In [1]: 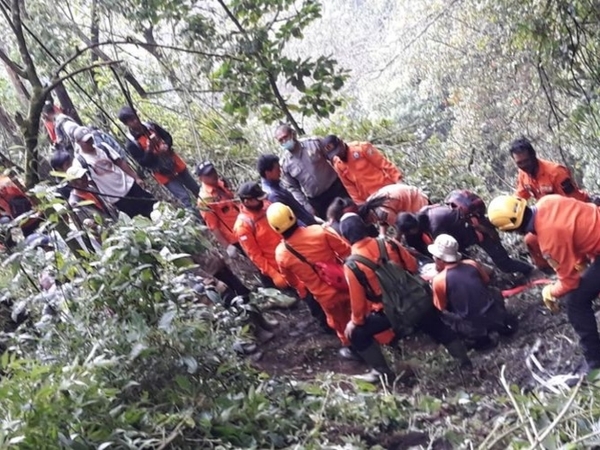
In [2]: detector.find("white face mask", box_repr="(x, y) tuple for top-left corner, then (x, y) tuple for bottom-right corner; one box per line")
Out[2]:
(281, 139), (295, 151)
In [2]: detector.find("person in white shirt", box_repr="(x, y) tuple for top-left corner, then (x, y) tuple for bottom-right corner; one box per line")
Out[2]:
(71, 126), (155, 218)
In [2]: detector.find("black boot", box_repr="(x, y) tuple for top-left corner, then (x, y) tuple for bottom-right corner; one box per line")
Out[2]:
(214, 266), (251, 305)
(444, 340), (473, 369)
(354, 343), (394, 383)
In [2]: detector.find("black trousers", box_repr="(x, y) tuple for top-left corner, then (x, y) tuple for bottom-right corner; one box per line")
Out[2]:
(565, 258), (600, 368)
(350, 308), (459, 352)
(114, 183), (155, 218)
(477, 234), (533, 275)
(308, 178), (349, 220)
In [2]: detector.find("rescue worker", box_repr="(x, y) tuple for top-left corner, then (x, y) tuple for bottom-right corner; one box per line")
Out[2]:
(510, 137), (598, 270)
(275, 124), (348, 220)
(118, 106), (200, 209)
(487, 194), (600, 375)
(363, 183), (430, 234)
(267, 202), (357, 360)
(325, 197), (378, 238)
(0, 175), (38, 238)
(234, 182), (288, 289)
(61, 166), (113, 222)
(323, 135), (403, 204)
(196, 161), (241, 258)
(42, 101), (79, 151)
(429, 234), (517, 350)
(340, 214), (472, 382)
(395, 203), (537, 277)
(257, 154), (318, 227)
(71, 126), (155, 218)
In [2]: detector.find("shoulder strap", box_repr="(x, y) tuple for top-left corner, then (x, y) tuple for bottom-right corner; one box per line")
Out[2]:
(97, 142), (119, 163)
(76, 154), (90, 170)
(386, 238), (408, 268)
(346, 253), (379, 272)
(345, 256), (381, 302)
(284, 243), (316, 272)
(376, 237), (390, 263)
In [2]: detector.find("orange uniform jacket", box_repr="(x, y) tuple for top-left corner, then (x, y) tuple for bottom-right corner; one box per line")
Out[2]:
(234, 206), (288, 283)
(134, 134), (187, 185)
(368, 184), (429, 226)
(431, 259), (489, 311)
(515, 158), (589, 202)
(276, 225), (351, 344)
(332, 142), (402, 204)
(344, 238), (417, 345)
(198, 180), (240, 245)
(535, 195), (600, 297)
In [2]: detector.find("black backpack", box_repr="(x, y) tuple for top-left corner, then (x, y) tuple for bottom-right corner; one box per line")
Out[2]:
(345, 238), (434, 337)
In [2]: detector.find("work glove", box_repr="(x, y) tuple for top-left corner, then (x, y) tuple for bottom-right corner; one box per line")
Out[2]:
(542, 285), (559, 313)
(226, 244), (239, 259)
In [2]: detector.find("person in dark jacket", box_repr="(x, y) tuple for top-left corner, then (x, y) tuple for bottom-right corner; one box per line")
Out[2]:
(396, 203), (536, 277)
(258, 154), (318, 227)
(429, 234), (518, 349)
(118, 106), (199, 209)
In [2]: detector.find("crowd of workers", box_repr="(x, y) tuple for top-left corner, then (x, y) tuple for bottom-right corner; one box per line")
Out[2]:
(2, 102), (600, 384)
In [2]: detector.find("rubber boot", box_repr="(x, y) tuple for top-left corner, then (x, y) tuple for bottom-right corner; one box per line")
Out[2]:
(444, 340), (473, 369)
(353, 343), (394, 384)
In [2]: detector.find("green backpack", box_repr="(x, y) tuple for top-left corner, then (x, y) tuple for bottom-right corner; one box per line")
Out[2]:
(345, 238), (435, 338)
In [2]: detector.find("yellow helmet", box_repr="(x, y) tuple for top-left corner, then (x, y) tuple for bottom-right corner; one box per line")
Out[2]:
(487, 195), (528, 231)
(266, 202), (297, 234)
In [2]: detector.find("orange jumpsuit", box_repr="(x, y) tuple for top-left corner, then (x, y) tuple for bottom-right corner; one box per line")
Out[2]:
(198, 180), (240, 245)
(367, 184), (429, 227)
(276, 225), (351, 345)
(344, 237), (418, 345)
(534, 195), (600, 298)
(234, 205), (289, 289)
(331, 142), (402, 204)
(515, 158), (590, 269)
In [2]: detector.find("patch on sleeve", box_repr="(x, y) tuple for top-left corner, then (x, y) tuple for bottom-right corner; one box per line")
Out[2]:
(353, 151), (360, 159)
(239, 235), (248, 241)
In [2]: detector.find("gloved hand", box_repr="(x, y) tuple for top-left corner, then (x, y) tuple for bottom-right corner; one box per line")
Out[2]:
(575, 260), (588, 273)
(272, 273), (289, 290)
(226, 244), (239, 259)
(542, 285), (560, 313)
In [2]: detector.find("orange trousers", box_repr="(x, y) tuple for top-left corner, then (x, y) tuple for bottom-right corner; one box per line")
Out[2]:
(322, 301), (352, 346)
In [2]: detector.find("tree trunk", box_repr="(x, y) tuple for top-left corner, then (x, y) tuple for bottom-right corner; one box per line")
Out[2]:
(53, 81), (82, 124)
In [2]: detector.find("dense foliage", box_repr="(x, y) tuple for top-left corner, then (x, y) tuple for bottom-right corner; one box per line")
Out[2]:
(2, 0), (600, 448)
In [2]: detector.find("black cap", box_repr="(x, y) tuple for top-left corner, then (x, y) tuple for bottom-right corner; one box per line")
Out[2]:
(237, 182), (266, 200)
(339, 213), (369, 244)
(322, 135), (343, 160)
(195, 161), (216, 177)
(117, 106), (137, 123)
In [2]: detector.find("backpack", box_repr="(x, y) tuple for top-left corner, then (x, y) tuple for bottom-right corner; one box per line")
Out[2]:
(444, 190), (486, 219)
(284, 243), (348, 291)
(345, 238), (434, 338)
(444, 189), (499, 242)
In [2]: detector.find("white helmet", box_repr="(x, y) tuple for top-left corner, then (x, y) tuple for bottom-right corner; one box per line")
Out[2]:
(427, 234), (461, 263)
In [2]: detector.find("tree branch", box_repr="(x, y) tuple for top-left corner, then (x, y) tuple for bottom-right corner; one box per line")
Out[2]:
(45, 61), (121, 94)
(215, 0), (304, 134)
(0, 47), (26, 78)
(6, 0), (41, 88)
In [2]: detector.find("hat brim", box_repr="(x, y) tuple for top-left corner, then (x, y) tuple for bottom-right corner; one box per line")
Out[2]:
(427, 244), (461, 262)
